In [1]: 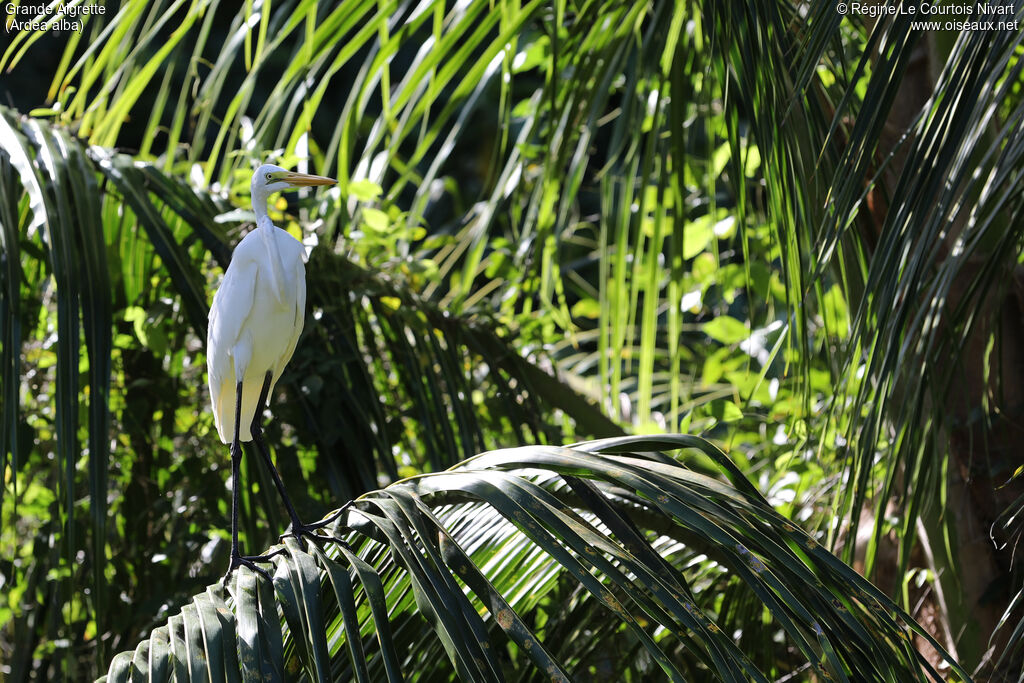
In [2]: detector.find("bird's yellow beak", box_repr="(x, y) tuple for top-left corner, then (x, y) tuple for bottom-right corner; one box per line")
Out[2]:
(275, 171), (337, 187)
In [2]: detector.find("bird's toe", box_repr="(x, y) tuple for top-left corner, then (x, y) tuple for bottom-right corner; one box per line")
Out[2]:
(222, 551), (281, 586)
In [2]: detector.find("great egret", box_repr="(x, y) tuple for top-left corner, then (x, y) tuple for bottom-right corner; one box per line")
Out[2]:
(207, 163), (336, 582)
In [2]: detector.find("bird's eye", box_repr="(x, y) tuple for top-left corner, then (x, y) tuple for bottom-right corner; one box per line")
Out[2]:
(266, 173), (272, 181)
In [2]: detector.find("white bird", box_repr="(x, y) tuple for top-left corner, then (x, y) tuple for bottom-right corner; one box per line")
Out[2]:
(207, 163), (336, 582)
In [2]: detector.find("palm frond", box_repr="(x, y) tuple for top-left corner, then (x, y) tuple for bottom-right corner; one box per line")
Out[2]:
(100, 437), (968, 682)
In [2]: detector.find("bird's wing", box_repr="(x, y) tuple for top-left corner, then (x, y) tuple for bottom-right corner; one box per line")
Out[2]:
(276, 236), (307, 373)
(207, 251), (259, 416)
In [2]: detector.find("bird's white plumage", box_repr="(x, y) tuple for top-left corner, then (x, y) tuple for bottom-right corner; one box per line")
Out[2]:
(207, 223), (306, 442)
(207, 164), (333, 444)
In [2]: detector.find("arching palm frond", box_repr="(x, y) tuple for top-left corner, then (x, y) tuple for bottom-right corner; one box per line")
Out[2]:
(100, 437), (967, 682)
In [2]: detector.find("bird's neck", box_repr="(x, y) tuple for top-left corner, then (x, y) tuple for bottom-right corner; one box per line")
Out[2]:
(252, 188), (271, 226)
(255, 210), (289, 306)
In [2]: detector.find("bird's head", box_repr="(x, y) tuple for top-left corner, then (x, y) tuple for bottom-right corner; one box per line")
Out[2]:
(251, 164), (337, 207)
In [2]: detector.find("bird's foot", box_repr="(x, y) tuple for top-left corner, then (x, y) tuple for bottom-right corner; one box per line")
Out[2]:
(281, 522), (332, 549)
(221, 548), (285, 587)
(281, 503), (352, 548)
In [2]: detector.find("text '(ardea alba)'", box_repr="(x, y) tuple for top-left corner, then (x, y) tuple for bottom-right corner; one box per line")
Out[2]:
(207, 164), (336, 583)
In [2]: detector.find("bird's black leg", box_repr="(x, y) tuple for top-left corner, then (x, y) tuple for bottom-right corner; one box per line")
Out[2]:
(250, 371), (348, 544)
(222, 380), (278, 587)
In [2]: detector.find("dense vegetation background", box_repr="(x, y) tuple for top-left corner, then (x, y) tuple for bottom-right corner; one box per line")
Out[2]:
(1, 0), (1022, 680)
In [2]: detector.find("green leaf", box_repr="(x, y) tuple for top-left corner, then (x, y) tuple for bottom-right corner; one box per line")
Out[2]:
(703, 316), (749, 344)
(362, 207), (390, 232)
(708, 399), (744, 422)
(683, 213), (716, 259)
(348, 179), (383, 202)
